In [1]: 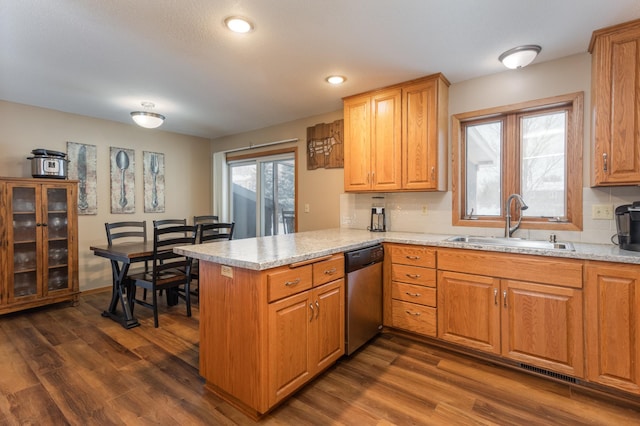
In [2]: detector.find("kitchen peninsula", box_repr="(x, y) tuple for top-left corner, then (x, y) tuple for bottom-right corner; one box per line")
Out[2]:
(175, 228), (640, 418)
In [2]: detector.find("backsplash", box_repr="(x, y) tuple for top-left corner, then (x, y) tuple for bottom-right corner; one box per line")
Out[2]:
(340, 186), (640, 245)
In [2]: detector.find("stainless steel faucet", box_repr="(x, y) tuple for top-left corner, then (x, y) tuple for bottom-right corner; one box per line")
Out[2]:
(505, 194), (529, 238)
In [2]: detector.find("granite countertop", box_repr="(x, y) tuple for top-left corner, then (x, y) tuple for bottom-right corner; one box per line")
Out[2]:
(174, 228), (640, 270)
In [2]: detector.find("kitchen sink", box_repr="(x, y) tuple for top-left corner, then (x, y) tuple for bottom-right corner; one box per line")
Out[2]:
(446, 235), (575, 251)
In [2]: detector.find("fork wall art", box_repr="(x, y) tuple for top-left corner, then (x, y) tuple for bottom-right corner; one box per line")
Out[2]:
(110, 147), (135, 214)
(143, 151), (165, 213)
(67, 141), (98, 215)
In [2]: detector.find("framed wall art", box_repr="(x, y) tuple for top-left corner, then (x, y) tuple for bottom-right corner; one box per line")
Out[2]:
(306, 119), (344, 170)
(67, 141), (98, 215)
(143, 151), (165, 213)
(110, 147), (135, 214)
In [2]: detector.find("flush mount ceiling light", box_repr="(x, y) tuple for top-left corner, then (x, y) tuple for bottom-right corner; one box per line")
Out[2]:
(224, 16), (254, 33)
(130, 102), (165, 129)
(498, 45), (542, 69)
(325, 75), (346, 85)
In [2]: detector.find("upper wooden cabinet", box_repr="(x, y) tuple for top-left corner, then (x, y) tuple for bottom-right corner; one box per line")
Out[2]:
(343, 73), (449, 192)
(589, 19), (640, 186)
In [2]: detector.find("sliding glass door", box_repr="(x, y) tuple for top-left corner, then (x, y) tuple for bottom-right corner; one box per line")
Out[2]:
(229, 152), (295, 239)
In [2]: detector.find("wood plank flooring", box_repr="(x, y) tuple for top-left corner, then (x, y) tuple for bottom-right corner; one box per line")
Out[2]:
(1, 289), (639, 425)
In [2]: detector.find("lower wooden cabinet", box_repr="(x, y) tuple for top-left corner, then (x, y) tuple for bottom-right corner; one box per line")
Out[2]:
(437, 249), (584, 378)
(585, 262), (640, 394)
(198, 254), (344, 418)
(268, 278), (344, 407)
(385, 244), (437, 337)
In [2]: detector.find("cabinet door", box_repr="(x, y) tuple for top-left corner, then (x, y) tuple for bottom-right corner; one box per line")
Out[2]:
(310, 279), (344, 372)
(591, 23), (640, 185)
(268, 290), (312, 406)
(344, 94), (372, 191)
(501, 280), (584, 378)
(585, 264), (640, 393)
(402, 79), (438, 190)
(371, 89), (402, 191)
(43, 184), (76, 296)
(6, 182), (43, 302)
(437, 271), (501, 354)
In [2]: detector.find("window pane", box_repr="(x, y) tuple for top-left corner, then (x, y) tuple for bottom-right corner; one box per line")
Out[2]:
(231, 163), (257, 239)
(465, 121), (501, 216)
(521, 112), (566, 217)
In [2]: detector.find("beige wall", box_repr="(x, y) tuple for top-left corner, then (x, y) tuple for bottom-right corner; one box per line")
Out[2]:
(0, 100), (212, 291)
(211, 110), (344, 232)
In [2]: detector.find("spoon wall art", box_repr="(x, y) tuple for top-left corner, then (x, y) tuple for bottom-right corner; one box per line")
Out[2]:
(143, 151), (165, 213)
(110, 147), (135, 213)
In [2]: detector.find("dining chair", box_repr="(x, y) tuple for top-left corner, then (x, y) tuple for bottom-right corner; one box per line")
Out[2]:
(193, 215), (219, 225)
(153, 218), (187, 228)
(190, 222), (235, 298)
(127, 224), (198, 328)
(198, 222), (235, 243)
(104, 221), (150, 295)
(282, 210), (295, 234)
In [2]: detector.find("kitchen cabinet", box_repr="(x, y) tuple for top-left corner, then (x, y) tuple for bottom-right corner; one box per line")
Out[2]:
(198, 254), (344, 418)
(589, 19), (640, 186)
(437, 249), (584, 378)
(344, 88), (402, 191)
(585, 262), (640, 394)
(0, 177), (79, 315)
(385, 244), (437, 336)
(343, 73), (449, 192)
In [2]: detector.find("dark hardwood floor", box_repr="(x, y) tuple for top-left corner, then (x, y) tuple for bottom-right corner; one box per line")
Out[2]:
(1, 289), (639, 425)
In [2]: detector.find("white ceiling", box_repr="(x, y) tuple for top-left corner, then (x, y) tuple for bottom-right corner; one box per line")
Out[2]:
(2, 0), (640, 140)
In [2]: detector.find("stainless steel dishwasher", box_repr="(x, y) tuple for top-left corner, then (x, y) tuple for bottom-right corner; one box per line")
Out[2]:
(344, 244), (384, 355)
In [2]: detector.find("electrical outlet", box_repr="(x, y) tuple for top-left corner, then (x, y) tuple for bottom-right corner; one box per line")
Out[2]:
(421, 205), (428, 215)
(592, 204), (613, 220)
(221, 265), (234, 278)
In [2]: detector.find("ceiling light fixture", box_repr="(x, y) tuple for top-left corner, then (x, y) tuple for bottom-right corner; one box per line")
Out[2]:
(224, 16), (254, 33)
(130, 102), (165, 129)
(498, 45), (541, 69)
(325, 75), (346, 85)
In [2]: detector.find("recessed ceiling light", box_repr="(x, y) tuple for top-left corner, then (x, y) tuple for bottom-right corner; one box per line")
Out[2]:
(325, 75), (346, 85)
(224, 16), (254, 33)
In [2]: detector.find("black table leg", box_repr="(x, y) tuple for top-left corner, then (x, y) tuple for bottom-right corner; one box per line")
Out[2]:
(101, 260), (140, 329)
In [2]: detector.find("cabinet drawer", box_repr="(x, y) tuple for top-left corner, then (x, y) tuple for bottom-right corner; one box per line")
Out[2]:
(391, 264), (436, 286)
(391, 300), (436, 336)
(391, 282), (436, 307)
(390, 245), (436, 268)
(313, 255), (344, 286)
(267, 266), (313, 302)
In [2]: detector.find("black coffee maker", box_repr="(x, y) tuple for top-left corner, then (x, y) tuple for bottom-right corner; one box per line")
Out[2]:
(615, 202), (640, 251)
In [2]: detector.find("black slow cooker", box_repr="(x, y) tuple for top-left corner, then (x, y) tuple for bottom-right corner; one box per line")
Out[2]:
(27, 149), (69, 179)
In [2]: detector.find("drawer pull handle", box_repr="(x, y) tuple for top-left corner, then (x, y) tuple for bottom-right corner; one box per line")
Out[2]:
(494, 288), (498, 305)
(309, 303), (314, 321)
(405, 292), (422, 297)
(405, 255), (421, 260)
(406, 273), (421, 279)
(285, 278), (301, 287)
(324, 268), (337, 275)
(405, 310), (421, 316)
(315, 300), (320, 319)
(603, 152), (608, 173)
(503, 290), (507, 308)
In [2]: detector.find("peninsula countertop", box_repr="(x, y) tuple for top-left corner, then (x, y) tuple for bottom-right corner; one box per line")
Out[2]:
(174, 228), (640, 270)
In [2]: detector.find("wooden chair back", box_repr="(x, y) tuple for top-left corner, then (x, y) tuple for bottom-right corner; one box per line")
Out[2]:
(105, 221), (147, 245)
(199, 222), (235, 243)
(153, 218), (187, 229)
(193, 215), (219, 225)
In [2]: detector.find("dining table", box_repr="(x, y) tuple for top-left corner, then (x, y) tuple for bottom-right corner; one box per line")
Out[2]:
(90, 240), (163, 329)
